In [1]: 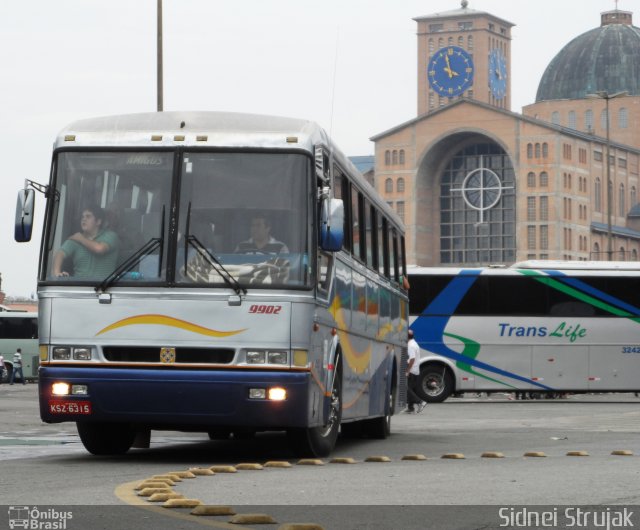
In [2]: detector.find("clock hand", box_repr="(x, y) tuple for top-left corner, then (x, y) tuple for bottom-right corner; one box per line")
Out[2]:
(444, 55), (459, 78)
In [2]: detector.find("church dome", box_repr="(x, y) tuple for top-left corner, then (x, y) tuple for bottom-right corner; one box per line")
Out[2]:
(536, 10), (640, 102)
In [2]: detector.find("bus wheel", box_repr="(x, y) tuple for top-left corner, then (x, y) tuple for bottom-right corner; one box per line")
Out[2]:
(418, 364), (453, 403)
(361, 379), (395, 439)
(76, 422), (135, 455)
(288, 360), (342, 457)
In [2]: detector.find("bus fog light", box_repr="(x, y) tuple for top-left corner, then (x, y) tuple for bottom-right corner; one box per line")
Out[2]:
(52, 382), (70, 396)
(249, 388), (266, 399)
(267, 351), (288, 365)
(71, 385), (88, 395)
(52, 347), (71, 360)
(246, 351), (266, 364)
(268, 387), (287, 401)
(73, 348), (92, 360)
(293, 349), (308, 367)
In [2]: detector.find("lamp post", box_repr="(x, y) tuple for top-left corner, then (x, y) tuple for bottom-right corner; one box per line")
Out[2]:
(157, 0), (163, 112)
(586, 90), (627, 260)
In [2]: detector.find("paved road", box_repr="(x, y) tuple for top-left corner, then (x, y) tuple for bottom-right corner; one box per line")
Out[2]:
(1, 384), (639, 529)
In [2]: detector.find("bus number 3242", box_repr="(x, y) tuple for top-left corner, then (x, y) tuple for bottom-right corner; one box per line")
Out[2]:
(248, 304), (282, 315)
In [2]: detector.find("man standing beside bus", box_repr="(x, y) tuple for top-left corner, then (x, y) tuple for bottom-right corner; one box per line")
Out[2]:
(10, 348), (25, 385)
(406, 330), (426, 413)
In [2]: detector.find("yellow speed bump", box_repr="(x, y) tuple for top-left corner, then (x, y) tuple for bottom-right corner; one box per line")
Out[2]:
(153, 474), (182, 482)
(524, 452), (547, 457)
(230, 514), (277, 524)
(481, 452), (505, 459)
(190, 505), (236, 516)
(264, 461), (292, 468)
(209, 465), (237, 473)
(138, 487), (173, 497)
(278, 523), (324, 530)
(189, 467), (215, 476)
(168, 470), (197, 478)
(330, 457), (357, 464)
(135, 481), (174, 490)
(611, 450), (634, 456)
(235, 463), (264, 471)
(297, 459), (325, 466)
(401, 454), (427, 461)
(163, 498), (202, 509)
(364, 456), (391, 463)
(441, 453), (465, 459)
(148, 492), (185, 503)
(567, 451), (589, 457)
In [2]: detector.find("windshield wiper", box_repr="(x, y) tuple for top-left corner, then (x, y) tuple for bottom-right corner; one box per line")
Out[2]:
(95, 237), (162, 293)
(186, 235), (247, 296)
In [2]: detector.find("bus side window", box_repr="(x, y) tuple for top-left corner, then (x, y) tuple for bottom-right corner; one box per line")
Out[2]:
(317, 251), (333, 295)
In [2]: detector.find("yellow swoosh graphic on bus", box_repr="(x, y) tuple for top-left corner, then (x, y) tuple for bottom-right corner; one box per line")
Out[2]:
(96, 314), (247, 337)
(330, 295), (371, 374)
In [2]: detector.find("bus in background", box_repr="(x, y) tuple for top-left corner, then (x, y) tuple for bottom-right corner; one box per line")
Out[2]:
(409, 261), (640, 402)
(15, 111), (408, 456)
(0, 312), (38, 382)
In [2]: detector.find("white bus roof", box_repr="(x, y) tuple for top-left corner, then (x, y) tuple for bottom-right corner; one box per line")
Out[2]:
(408, 261), (640, 275)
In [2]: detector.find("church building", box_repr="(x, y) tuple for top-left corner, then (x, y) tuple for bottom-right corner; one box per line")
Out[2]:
(372, 1), (640, 266)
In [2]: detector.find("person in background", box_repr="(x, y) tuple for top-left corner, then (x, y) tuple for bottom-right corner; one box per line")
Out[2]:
(52, 205), (119, 279)
(0, 355), (6, 384)
(405, 329), (426, 413)
(10, 348), (26, 385)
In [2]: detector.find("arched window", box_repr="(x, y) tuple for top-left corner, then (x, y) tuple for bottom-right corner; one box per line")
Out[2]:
(384, 150), (391, 165)
(619, 247), (626, 261)
(448, 37), (454, 45)
(438, 37), (444, 48)
(619, 183), (625, 216)
(595, 178), (602, 212)
(593, 241), (600, 258)
(397, 177), (405, 193)
(585, 109), (594, 131)
(392, 150), (398, 165)
(551, 111), (560, 125)
(467, 35), (473, 50)
(631, 186), (637, 207)
(568, 111), (576, 129)
(600, 109), (609, 130)
(527, 143), (533, 158)
(385, 178), (393, 194)
(458, 36), (464, 47)
(633, 249), (638, 261)
(542, 143), (549, 158)
(428, 38), (434, 55)
(539, 171), (548, 187)
(399, 150), (405, 165)
(527, 172), (536, 187)
(619, 108), (628, 129)
(535, 143), (541, 158)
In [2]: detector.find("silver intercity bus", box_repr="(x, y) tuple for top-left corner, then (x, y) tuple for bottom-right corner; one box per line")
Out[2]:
(15, 111), (408, 456)
(409, 261), (640, 402)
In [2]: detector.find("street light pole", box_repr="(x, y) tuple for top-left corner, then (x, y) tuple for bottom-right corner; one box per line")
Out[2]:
(157, 0), (163, 112)
(586, 90), (627, 261)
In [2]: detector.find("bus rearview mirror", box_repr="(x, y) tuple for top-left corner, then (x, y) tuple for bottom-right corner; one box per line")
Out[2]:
(320, 198), (344, 251)
(15, 188), (35, 242)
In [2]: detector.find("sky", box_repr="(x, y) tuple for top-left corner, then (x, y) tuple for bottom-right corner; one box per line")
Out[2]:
(0, 0), (626, 297)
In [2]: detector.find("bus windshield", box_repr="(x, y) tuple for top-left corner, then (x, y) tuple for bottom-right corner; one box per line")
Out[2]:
(43, 151), (311, 289)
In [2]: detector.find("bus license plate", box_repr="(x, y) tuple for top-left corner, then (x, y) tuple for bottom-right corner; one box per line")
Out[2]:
(49, 400), (92, 415)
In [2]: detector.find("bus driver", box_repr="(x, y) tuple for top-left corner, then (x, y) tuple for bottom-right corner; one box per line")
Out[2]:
(235, 215), (289, 255)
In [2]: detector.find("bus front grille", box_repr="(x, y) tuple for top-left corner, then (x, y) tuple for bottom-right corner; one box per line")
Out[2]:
(103, 347), (235, 364)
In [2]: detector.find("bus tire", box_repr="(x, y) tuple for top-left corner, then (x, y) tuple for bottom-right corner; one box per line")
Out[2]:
(288, 358), (342, 457)
(361, 380), (394, 439)
(418, 364), (453, 403)
(76, 422), (135, 455)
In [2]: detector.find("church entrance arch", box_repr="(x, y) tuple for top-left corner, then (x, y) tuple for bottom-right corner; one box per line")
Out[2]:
(416, 134), (515, 265)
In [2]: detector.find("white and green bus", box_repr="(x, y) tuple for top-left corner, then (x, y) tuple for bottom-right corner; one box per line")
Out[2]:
(409, 261), (640, 402)
(0, 311), (38, 382)
(15, 111), (408, 456)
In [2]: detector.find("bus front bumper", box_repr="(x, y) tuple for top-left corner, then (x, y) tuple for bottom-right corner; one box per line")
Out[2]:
(39, 366), (312, 429)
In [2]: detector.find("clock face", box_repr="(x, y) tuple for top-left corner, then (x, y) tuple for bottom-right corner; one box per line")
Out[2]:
(428, 46), (474, 97)
(488, 49), (507, 99)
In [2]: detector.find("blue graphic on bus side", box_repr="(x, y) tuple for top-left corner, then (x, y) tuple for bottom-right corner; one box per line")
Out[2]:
(410, 269), (553, 390)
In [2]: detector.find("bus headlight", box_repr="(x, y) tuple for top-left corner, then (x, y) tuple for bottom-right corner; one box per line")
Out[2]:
(267, 351), (288, 365)
(245, 350), (289, 365)
(73, 348), (92, 360)
(246, 351), (266, 364)
(52, 347), (71, 360)
(52, 382), (70, 396)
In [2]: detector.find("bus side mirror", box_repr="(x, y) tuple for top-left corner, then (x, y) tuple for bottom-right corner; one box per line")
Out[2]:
(15, 188), (35, 242)
(320, 198), (343, 252)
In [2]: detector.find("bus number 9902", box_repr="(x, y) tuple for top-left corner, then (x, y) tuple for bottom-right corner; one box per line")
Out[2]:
(248, 304), (282, 315)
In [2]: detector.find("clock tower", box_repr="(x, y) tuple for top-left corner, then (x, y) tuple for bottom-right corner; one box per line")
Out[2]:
(416, 0), (514, 114)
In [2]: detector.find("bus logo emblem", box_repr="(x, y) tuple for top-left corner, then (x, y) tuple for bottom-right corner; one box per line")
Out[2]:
(160, 347), (176, 364)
